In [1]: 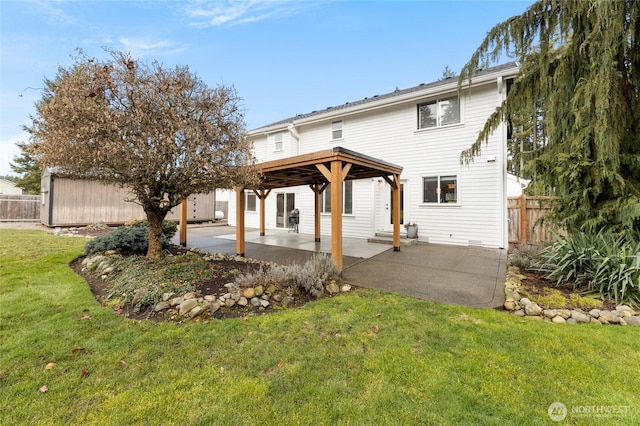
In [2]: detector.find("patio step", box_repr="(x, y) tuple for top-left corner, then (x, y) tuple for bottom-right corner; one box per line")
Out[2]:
(368, 232), (418, 246)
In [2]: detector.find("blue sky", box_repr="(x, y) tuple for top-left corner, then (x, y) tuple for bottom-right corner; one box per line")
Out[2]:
(0, 0), (535, 175)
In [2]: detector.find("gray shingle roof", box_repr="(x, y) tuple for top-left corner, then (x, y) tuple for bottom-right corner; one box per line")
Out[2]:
(251, 62), (519, 132)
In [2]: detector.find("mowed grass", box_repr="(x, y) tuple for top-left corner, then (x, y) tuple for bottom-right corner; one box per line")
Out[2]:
(0, 229), (638, 425)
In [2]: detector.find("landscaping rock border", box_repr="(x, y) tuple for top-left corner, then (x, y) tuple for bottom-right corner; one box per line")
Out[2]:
(504, 267), (640, 326)
(81, 248), (352, 320)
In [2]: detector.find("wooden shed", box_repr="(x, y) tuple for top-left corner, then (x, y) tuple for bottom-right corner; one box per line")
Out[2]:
(40, 170), (225, 227)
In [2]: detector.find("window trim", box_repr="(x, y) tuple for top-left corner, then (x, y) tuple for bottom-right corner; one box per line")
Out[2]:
(320, 180), (353, 214)
(245, 190), (257, 212)
(422, 175), (458, 205)
(331, 120), (343, 140)
(272, 132), (283, 151)
(417, 95), (461, 129)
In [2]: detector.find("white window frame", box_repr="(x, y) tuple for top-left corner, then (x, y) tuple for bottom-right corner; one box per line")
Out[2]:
(245, 190), (257, 212)
(417, 96), (460, 129)
(320, 180), (353, 214)
(331, 120), (343, 140)
(272, 132), (283, 151)
(422, 175), (457, 204)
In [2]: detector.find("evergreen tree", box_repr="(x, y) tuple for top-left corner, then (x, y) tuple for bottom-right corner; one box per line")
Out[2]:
(9, 142), (42, 195)
(459, 0), (640, 234)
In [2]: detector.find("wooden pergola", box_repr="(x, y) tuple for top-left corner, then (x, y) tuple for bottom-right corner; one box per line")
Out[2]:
(181, 146), (403, 271)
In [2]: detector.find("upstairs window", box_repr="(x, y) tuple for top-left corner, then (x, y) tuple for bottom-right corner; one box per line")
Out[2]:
(272, 132), (283, 151)
(331, 121), (343, 140)
(320, 180), (353, 214)
(418, 96), (460, 129)
(423, 175), (457, 204)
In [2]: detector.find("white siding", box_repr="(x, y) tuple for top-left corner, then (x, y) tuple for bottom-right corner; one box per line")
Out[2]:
(237, 70), (515, 248)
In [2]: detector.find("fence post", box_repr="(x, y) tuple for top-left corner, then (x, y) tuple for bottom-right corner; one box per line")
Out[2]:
(519, 194), (527, 243)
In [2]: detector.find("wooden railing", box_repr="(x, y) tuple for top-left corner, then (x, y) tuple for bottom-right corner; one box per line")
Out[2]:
(508, 195), (561, 244)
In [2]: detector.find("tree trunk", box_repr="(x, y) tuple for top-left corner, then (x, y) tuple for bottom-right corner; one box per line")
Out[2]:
(146, 209), (168, 260)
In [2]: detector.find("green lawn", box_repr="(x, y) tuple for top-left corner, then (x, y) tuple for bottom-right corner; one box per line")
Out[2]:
(0, 229), (637, 425)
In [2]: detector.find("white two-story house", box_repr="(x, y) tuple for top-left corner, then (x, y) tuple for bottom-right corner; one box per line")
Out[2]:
(228, 62), (519, 250)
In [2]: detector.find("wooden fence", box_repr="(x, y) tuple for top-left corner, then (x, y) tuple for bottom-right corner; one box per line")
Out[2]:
(0, 195), (40, 221)
(508, 195), (560, 244)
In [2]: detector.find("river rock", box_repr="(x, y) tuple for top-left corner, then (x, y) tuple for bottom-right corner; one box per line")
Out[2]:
(131, 287), (149, 306)
(154, 301), (170, 312)
(183, 292), (198, 300)
(260, 300), (270, 308)
(504, 299), (517, 311)
(552, 316), (566, 324)
(599, 311), (619, 324)
(225, 298), (236, 307)
(570, 310), (591, 323)
(588, 309), (601, 318)
(512, 309), (525, 317)
(250, 297), (261, 307)
(209, 301), (221, 313)
(254, 285), (264, 297)
(243, 288), (255, 299)
(162, 292), (176, 301)
(616, 305), (636, 315)
(179, 298), (198, 315)
(543, 309), (558, 319)
(237, 297), (248, 306)
(170, 296), (184, 307)
(624, 316), (640, 326)
(189, 306), (204, 318)
(341, 284), (352, 292)
(326, 282), (340, 294)
(524, 303), (543, 316)
(519, 297), (532, 306)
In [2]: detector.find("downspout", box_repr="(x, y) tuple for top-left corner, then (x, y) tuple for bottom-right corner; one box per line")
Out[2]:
(287, 123), (300, 155)
(497, 76), (507, 249)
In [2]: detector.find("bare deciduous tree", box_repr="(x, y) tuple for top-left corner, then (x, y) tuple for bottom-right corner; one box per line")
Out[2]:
(27, 49), (258, 258)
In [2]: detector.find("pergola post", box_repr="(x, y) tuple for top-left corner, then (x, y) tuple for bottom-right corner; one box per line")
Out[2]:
(392, 174), (401, 251)
(254, 189), (271, 236)
(179, 198), (187, 247)
(330, 160), (343, 271)
(235, 186), (245, 257)
(310, 183), (327, 243)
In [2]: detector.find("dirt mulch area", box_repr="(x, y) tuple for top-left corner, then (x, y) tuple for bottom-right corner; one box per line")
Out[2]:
(517, 271), (618, 311)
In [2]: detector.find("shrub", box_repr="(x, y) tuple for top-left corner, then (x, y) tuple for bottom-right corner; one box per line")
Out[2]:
(537, 231), (640, 306)
(508, 243), (547, 270)
(125, 219), (178, 239)
(234, 253), (339, 297)
(85, 226), (171, 255)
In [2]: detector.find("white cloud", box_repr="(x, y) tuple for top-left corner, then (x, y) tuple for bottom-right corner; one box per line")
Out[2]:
(182, 0), (305, 28)
(35, 0), (76, 25)
(117, 37), (186, 58)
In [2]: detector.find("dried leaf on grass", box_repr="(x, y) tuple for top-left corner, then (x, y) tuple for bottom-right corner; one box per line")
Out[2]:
(39, 385), (48, 393)
(44, 362), (56, 370)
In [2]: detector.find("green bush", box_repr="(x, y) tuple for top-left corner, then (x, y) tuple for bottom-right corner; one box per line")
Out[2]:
(537, 231), (640, 306)
(85, 226), (171, 255)
(126, 219), (178, 239)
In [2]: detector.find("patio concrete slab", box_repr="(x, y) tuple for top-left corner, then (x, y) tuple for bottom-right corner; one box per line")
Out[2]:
(177, 224), (506, 309)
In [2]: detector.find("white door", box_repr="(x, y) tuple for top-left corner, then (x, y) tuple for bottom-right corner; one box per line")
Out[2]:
(384, 180), (406, 231)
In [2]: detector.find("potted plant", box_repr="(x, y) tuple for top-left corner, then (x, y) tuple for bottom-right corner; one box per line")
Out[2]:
(404, 221), (418, 238)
